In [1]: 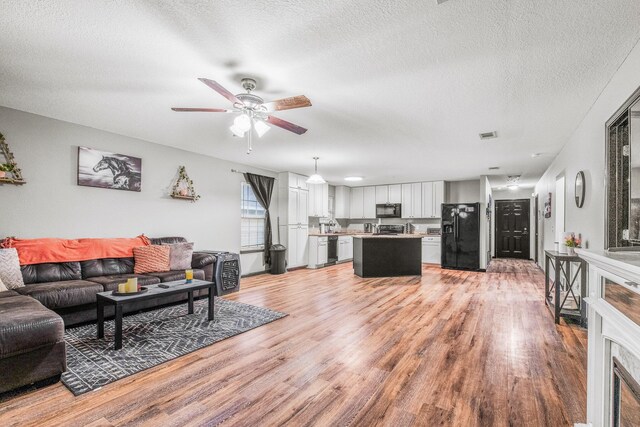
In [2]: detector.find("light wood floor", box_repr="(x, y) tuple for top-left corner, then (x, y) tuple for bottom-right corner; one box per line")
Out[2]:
(0, 259), (587, 426)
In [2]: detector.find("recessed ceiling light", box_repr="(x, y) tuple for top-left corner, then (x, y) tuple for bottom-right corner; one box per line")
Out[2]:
(345, 176), (363, 182)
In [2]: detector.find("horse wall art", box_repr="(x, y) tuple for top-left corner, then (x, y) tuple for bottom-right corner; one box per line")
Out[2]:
(77, 147), (142, 191)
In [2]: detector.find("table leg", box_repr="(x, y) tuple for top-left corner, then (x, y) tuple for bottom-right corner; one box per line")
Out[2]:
(554, 258), (561, 324)
(545, 255), (550, 304)
(97, 298), (104, 339)
(188, 291), (194, 314)
(114, 305), (123, 350)
(208, 288), (214, 321)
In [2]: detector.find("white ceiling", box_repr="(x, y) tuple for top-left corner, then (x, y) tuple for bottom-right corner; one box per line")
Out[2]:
(1, 0), (640, 187)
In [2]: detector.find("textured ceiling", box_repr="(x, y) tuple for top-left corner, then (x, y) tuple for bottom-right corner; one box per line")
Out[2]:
(1, 0), (640, 187)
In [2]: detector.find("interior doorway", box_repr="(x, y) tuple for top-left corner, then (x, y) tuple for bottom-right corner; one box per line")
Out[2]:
(495, 199), (531, 259)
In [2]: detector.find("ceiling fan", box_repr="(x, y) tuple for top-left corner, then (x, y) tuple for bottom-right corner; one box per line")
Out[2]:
(172, 77), (312, 154)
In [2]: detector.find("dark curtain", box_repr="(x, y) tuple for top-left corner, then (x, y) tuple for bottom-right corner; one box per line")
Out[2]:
(243, 172), (276, 265)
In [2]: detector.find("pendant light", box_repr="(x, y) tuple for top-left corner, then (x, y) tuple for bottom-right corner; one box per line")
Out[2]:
(306, 157), (326, 184)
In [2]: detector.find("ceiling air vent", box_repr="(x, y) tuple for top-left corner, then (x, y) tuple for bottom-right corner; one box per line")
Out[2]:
(479, 131), (497, 140)
(436, 0), (450, 4)
(488, 166), (500, 170)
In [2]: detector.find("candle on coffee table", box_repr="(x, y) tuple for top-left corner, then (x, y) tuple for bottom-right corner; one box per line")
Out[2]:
(126, 278), (138, 293)
(118, 283), (126, 293)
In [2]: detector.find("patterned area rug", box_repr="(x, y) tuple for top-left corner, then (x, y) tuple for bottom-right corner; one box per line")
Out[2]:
(62, 298), (286, 395)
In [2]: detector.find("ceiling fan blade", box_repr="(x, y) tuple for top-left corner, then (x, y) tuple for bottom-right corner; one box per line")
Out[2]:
(198, 78), (243, 105)
(171, 107), (234, 113)
(266, 115), (308, 135)
(263, 95), (312, 112)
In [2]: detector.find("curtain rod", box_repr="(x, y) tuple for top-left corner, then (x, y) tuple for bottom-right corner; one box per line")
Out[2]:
(231, 169), (278, 179)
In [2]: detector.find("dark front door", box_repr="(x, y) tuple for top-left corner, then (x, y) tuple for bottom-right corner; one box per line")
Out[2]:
(495, 199), (530, 259)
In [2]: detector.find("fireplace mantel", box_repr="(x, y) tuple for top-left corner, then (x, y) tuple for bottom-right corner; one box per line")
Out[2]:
(576, 249), (640, 427)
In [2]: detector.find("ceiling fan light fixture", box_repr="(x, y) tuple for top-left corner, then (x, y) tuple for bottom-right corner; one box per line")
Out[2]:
(230, 124), (246, 137)
(254, 120), (270, 138)
(306, 157), (326, 184)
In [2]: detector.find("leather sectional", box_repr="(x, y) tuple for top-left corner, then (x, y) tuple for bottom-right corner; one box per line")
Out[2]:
(0, 237), (218, 394)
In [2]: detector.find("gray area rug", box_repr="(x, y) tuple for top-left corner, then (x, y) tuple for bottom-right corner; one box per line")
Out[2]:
(62, 297), (287, 395)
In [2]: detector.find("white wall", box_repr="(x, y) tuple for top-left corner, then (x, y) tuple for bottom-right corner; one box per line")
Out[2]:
(535, 38), (640, 259)
(0, 107), (277, 274)
(448, 180), (481, 203)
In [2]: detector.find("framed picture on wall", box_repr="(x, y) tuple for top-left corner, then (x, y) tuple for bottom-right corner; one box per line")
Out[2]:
(544, 192), (552, 218)
(77, 147), (142, 192)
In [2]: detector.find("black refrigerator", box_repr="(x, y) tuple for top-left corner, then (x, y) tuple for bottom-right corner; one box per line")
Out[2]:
(441, 203), (480, 271)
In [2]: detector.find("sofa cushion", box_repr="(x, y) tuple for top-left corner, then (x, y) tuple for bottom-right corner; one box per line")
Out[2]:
(150, 269), (205, 283)
(0, 248), (24, 289)
(16, 280), (104, 309)
(0, 290), (19, 299)
(163, 242), (194, 270)
(81, 258), (134, 279)
(150, 236), (187, 245)
(133, 245), (170, 274)
(0, 295), (64, 358)
(21, 261), (82, 284)
(86, 274), (160, 292)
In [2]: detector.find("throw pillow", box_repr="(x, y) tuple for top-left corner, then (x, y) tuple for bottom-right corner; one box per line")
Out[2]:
(133, 245), (171, 274)
(162, 242), (194, 270)
(0, 248), (25, 289)
(0, 276), (7, 292)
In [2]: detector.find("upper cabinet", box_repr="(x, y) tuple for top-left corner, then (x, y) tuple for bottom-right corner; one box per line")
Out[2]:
(283, 172), (308, 191)
(278, 172), (309, 226)
(363, 187), (376, 218)
(350, 187), (364, 219)
(422, 181), (445, 218)
(349, 186), (376, 219)
(401, 183), (422, 218)
(375, 184), (402, 204)
(402, 181), (445, 218)
(308, 183), (329, 217)
(335, 186), (351, 218)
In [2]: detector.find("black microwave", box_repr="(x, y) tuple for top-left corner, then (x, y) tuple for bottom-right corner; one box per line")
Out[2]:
(376, 203), (402, 218)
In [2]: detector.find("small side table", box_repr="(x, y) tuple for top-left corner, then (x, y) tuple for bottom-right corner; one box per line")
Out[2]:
(544, 250), (587, 326)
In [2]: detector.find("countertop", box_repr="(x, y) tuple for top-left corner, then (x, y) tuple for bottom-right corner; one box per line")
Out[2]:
(308, 232), (441, 238)
(353, 234), (425, 239)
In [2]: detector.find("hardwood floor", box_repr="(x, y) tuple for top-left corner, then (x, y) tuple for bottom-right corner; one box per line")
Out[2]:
(0, 260), (587, 426)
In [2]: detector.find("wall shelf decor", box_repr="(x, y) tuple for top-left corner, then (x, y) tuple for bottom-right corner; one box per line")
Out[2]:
(170, 166), (200, 202)
(0, 133), (26, 185)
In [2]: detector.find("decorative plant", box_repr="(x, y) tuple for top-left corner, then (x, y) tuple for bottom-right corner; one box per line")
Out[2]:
(565, 233), (581, 248)
(170, 166), (201, 202)
(0, 163), (14, 172)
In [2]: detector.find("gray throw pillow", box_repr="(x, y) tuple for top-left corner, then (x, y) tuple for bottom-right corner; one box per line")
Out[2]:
(163, 242), (194, 271)
(0, 276), (7, 292)
(0, 248), (25, 289)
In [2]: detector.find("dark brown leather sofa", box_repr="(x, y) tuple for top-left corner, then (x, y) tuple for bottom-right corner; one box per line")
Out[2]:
(0, 236), (217, 394)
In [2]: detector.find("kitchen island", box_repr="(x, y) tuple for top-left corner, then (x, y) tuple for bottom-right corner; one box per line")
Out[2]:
(353, 235), (423, 278)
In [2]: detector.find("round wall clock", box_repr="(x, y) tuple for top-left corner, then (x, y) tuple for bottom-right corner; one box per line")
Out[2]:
(575, 171), (585, 208)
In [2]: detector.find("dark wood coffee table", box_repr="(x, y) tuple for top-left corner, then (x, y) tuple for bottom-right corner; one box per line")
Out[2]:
(96, 279), (215, 350)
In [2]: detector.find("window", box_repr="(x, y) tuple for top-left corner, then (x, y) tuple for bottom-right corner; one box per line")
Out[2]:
(241, 182), (266, 250)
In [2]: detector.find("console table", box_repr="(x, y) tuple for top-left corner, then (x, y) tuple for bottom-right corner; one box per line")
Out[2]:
(544, 250), (587, 326)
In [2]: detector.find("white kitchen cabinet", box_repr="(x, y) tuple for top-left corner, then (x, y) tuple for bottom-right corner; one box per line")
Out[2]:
(363, 186), (376, 218)
(287, 188), (308, 224)
(422, 236), (441, 264)
(284, 172), (308, 191)
(308, 236), (328, 268)
(402, 183), (423, 218)
(335, 186), (351, 218)
(350, 187), (364, 219)
(421, 181), (445, 218)
(308, 183), (329, 217)
(338, 236), (353, 261)
(375, 185), (389, 203)
(286, 225), (308, 268)
(388, 184), (402, 203)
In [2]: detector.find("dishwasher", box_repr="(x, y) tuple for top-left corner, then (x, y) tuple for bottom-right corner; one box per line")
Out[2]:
(327, 235), (338, 265)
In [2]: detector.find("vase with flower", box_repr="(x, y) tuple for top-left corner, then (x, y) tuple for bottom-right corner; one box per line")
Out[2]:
(564, 233), (581, 256)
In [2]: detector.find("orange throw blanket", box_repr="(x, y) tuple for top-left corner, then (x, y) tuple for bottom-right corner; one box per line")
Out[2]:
(1, 236), (151, 265)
